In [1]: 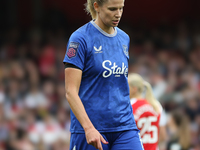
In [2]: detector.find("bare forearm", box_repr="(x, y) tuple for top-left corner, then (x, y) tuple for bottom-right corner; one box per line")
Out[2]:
(66, 91), (94, 131)
(64, 63), (108, 150)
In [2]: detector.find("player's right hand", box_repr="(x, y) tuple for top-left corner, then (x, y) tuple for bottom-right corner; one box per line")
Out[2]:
(85, 127), (108, 150)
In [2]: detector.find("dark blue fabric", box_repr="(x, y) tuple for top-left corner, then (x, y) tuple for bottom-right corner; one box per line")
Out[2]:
(69, 129), (144, 150)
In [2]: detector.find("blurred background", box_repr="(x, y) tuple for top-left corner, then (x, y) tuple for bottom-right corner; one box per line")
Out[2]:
(0, 0), (200, 150)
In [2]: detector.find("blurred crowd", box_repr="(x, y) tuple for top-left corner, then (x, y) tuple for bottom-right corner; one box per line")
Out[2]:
(0, 25), (71, 150)
(0, 18), (200, 150)
(128, 19), (200, 150)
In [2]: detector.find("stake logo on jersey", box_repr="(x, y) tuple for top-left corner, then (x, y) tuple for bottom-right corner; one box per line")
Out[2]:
(102, 60), (128, 78)
(66, 42), (79, 59)
(123, 45), (129, 58)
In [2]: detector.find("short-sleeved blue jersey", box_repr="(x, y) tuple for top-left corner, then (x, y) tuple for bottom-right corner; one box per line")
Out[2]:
(63, 20), (137, 133)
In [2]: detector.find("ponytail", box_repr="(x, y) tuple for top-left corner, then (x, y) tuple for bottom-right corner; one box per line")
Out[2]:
(85, 0), (111, 19)
(143, 81), (161, 113)
(85, 0), (97, 19)
(128, 73), (161, 113)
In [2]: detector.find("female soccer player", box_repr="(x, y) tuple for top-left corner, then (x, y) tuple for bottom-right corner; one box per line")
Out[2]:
(128, 73), (166, 150)
(63, 0), (144, 150)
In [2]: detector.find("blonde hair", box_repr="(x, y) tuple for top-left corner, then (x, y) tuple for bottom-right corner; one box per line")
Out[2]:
(85, 0), (107, 19)
(128, 73), (161, 113)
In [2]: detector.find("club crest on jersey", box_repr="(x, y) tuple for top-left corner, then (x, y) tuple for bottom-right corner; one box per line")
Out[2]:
(123, 45), (129, 58)
(66, 42), (79, 59)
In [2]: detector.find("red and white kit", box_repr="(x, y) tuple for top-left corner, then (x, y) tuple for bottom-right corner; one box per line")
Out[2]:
(131, 98), (163, 150)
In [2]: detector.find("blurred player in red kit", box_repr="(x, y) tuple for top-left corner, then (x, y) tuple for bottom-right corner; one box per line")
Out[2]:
(128, 73), (167, 150)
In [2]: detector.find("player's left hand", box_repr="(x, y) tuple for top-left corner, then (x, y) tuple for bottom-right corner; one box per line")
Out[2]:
(85, 127), (108, 150)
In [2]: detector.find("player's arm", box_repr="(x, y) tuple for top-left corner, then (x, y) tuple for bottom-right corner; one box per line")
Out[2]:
(159, 125), (167, 142)
(159, 108), (167, 141)
(159, 109), (167, 148)
(64, 66), (108, 150)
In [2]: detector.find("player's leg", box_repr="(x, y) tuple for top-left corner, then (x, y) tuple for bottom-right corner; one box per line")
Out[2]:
(69, 133), (110, 150)
(111, 129), (144, 150)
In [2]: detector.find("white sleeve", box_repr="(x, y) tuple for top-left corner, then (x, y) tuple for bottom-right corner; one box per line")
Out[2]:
(159, 109), (167, 126)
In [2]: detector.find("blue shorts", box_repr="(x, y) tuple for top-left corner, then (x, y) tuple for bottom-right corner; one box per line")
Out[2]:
(69, 129), (144, 150)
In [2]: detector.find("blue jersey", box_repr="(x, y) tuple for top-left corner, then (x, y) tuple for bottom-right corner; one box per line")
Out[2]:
(63, 20), (137, 133)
